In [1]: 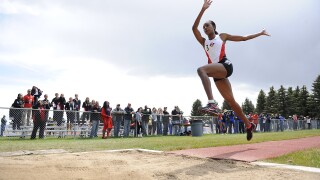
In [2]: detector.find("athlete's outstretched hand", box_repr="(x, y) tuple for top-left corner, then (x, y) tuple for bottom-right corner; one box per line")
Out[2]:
(261, 29), (271, 36)
(202, 0), (213, 10)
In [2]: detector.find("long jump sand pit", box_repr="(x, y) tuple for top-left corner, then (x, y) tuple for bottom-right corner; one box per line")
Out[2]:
(0, 149), (319, 180)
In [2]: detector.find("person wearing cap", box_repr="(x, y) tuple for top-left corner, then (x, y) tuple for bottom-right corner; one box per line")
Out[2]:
(1, 115), (7, 136)
(23, 89), (34, 126)
(124, 103), (134, 137)
(112, 104), (125, 137)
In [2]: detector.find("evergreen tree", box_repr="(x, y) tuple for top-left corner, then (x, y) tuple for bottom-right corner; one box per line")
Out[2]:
(277, 85), (287, 117)
(241, 97), (255, 114)
(191, 99), (204, 116)
(310, 75), (320, 118)
(266, 86), (278, 113)
(286, 87), (295, 116)
(221, 100), (231, 111)
(293, 86), (301, 115)
(299, 85), (309, 116)
(256, 89), (266, 114)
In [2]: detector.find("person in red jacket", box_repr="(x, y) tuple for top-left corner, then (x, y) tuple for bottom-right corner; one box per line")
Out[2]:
(23, 89), (34, 126)
(252, 113), (259, 132)
(101, 101), (113, 139)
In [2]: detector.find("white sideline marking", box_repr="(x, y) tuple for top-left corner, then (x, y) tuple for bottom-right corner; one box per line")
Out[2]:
(252, 161), (320, 174)
(101, 149), (163, 153)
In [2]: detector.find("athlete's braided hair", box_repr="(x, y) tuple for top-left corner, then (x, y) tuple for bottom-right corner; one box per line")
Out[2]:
(210, 20), (219, 35)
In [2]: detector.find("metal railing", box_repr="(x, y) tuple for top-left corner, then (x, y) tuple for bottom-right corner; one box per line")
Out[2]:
(0, 107), (319, 138)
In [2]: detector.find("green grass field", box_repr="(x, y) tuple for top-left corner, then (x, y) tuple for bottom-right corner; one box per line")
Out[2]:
(267, 148), (320, 168)
(0, 130), (319, 153)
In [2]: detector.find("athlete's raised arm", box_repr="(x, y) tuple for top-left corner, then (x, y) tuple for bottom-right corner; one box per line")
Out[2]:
(192, 0), (213, 47)
(220, 29), (270, 42)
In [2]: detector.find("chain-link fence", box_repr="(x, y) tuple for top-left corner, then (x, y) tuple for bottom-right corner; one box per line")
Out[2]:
(0, 107), (319, 138)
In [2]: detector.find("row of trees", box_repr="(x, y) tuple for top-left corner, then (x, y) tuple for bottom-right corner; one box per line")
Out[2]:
(191, 75), (320, 118)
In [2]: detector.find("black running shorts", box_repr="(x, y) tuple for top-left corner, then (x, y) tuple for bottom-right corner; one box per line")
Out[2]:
(214, 56), (233, 82)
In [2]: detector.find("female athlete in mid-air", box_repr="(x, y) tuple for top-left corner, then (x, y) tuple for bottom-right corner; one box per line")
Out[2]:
(192, 0), (270, 140)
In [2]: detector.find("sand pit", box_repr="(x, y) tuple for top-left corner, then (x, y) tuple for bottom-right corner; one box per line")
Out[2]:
(0, 149), (319, 180)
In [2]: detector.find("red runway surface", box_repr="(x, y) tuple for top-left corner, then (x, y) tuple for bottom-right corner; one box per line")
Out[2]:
(170, 136), (320, 162)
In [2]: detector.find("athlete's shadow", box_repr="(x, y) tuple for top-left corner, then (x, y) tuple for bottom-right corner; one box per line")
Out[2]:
(209, 148), (257, 160)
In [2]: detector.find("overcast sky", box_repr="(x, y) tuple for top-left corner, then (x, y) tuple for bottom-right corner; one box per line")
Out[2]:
(0, 0), (319, 115)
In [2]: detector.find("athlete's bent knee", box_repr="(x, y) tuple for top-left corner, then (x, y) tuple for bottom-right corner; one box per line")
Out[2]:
(197, 67), (206, 76)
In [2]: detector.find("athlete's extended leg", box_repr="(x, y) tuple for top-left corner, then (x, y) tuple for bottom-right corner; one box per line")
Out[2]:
(197, 63), (227, 113)
(215, 78), (255, 140)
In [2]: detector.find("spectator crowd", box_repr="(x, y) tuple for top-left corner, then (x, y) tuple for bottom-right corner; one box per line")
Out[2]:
(214, 109), (318, 135)
(4, 86), (188, 139)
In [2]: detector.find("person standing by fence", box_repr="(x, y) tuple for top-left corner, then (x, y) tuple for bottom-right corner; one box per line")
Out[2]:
(157, 108), (163, 135)
(65, 97), (75, 134)
(135, 107), (143, 137)
(11, 94), (24, 131)
(73, 94), (81, 125)
(31, 101), (47, 139)
(90, 102), (101, 138)
(171, 106), (182, 136)
(151, 107), (158, 135)
(112, 104), (125, 137)
(101, 101), (112, 139)
(162, 107), (170, 136)
(124, 103), (134, 137)
(23, 89), (34, 126)
(1, 115), (7, 136)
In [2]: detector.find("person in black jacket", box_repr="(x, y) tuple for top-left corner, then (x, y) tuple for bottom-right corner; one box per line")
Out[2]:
(141, 105), (151, 136)
(31, 86), (43, 106)
(124, 103), (134, 137)
(162, 107), (170, 136)
(90, 101), (101, 138)
(65, 97), (75, 133)
(82, 97), (92, 125)
(73, 94), (81, 125)
(11, 93), (24, 131)
(42, 94), (51, 120)
(31, 101), (47, 139)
